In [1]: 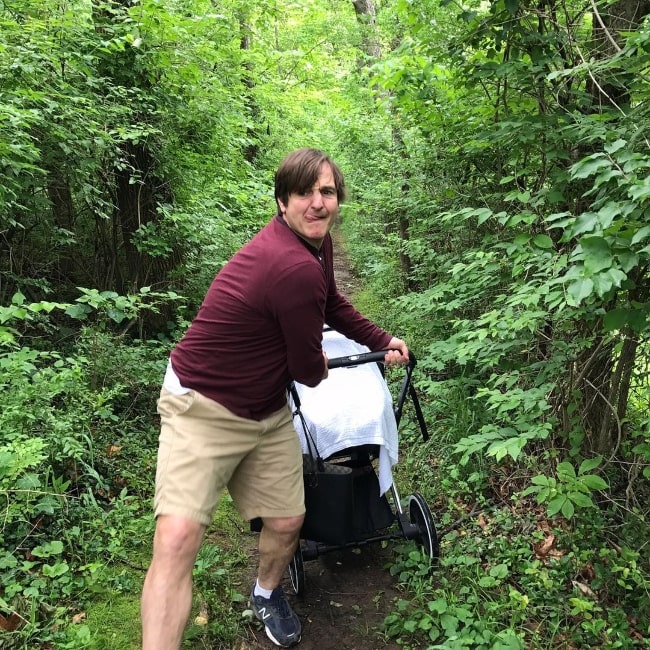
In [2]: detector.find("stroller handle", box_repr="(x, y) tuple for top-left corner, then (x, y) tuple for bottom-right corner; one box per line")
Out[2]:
(327, 349), (416, 370)
(324, 348), (427, 440)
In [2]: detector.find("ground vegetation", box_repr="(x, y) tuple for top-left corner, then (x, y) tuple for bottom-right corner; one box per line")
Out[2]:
(1, 0), (648, 648)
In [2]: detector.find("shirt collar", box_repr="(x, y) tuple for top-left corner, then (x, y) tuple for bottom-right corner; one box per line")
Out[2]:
(275, 213), (322, 258)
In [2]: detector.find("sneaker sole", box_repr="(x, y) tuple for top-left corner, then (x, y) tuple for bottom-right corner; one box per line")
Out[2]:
(265, 626), (301, 648)
(248, 596), (301, 648)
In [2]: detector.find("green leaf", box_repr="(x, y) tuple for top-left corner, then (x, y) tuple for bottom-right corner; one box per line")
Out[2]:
(567, 277), (594, 305)
(547, 495), (567, 517)
(404, 619), (418, 632)
(476, 208), (493, 225)
(16, 472), (41, 489)
(581, 236), (612, 273)
(0, 552), (18, 569)
(592, 268), (627, 297)
(572, 212), (599, 236)
(42, 561), (69, 577)
(557, 461), (576, 480)
(603, 308), (629, 331)
(579, 456), (603, 474)
(440, 614), (460, 635)
(31, 540), (64, 558)
(581, 475), (608, 490)
(617, 251), (639, 273)
(505, 0), (519, 15)
(570, 155), (610, 180)
(596, 202), (622, 228)
(428, 598), (448, 614)
(631, 225), (650, 245)
(533, 234), (553, 249)
(568, 492), (594, 508)
(65, 304), (91, 319)
(561, 498), (575, 519)
(487, 436), (527, 461)
(628, 176), (650, 201)
(604, 139), (626, 154)
(489, 563), (509, 578)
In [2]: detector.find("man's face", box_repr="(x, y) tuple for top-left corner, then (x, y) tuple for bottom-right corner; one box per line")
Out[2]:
(278, 163), (339, 249)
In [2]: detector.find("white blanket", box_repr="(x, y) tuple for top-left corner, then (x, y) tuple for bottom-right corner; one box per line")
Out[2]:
(291, 330), (399, 494)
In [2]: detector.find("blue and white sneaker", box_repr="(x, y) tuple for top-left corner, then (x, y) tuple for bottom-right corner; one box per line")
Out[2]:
(249, 585), (302, 647)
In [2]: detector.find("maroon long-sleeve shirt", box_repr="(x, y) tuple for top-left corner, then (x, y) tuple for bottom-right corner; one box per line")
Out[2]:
(170, 216), (392, 420)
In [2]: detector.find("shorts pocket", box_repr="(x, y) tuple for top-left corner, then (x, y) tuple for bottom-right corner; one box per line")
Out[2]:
(157, 389), (196, 418)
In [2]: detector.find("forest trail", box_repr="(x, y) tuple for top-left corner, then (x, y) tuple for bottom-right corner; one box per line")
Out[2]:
(232, 224), (404, 650)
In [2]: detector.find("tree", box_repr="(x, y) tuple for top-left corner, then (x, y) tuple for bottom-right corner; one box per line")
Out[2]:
(366, 0), (650, 468)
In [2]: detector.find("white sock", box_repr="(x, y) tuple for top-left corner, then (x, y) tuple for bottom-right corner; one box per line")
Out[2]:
(254, 579), (274, 599)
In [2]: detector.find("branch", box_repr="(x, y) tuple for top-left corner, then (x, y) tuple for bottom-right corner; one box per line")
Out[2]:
(589, 0), (622, 53)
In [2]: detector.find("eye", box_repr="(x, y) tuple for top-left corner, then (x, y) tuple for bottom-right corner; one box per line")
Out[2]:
(321, 188), (337, 196)
(298, 189), (313, 197)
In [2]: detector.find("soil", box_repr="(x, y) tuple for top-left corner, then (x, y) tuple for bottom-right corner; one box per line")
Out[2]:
(233, 225), (405, 650)
(237, 542), (403, 650)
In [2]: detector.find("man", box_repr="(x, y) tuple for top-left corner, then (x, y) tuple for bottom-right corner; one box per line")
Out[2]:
(140, 148), (408, 648)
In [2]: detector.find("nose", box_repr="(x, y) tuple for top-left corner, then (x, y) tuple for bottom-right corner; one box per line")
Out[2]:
(310, 190), (325, 208)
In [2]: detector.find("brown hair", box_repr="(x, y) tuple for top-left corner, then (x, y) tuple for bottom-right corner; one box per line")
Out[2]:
(274, 148), (346, 213)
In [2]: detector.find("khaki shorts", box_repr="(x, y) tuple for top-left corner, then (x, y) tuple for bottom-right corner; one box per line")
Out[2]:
(154, 388), (305, 526)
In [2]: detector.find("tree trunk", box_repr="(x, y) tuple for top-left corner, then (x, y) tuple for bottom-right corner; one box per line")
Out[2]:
(351, 0), (382, 60)
(587, 0), (650, 108)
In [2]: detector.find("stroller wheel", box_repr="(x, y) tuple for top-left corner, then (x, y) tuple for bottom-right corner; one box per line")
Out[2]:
(408, 493), (439, 560)
(288, 544), (305, 595)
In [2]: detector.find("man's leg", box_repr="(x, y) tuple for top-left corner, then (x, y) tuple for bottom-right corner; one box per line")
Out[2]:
(141, 514), (205, 650)
(249, 515), (304, 647)
(257, 515), (304, 589)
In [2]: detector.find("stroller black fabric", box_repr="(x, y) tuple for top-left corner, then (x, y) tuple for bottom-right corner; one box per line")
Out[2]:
(301, 459), (394, 545)
(301, 457), (354, 545)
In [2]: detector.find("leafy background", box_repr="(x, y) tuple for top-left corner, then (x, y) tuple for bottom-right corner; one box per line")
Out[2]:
(1, 0), (649, 648)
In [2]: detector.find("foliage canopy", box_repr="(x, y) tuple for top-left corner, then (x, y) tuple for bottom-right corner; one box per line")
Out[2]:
(1, 0), (649, 647)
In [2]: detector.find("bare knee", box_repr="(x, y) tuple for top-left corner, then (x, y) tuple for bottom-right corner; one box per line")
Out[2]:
(261, 515), (304, 537)
(152, 515), (205, 566)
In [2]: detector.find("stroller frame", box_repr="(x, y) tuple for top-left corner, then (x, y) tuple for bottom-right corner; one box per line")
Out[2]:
(287, 346), (438, 595)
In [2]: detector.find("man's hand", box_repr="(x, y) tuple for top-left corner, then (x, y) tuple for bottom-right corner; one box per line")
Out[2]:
(384, 337), (409, 366)
(322, 351), (329, 379)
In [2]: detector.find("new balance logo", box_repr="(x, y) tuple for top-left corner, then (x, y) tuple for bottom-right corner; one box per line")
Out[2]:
(258, 606), (271, 621)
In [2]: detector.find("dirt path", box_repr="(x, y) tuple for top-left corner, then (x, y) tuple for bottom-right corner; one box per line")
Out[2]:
(330, 224), (363, 299)
(234, 225), (404, 650)
(235, 541), (403, 650)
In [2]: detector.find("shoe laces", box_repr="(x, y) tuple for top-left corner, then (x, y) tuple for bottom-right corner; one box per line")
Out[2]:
(270, 587), (291, 617)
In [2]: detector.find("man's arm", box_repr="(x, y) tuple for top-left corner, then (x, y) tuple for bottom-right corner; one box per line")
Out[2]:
(273, 260), (330, 386)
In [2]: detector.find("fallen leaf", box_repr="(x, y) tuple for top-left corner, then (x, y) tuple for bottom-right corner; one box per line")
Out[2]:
(106, 445), (122, 457)
(572, 580), (596, 598)
(0, 612), (21, 632)
(71, 612), (86, 624)
(534, 534), (556, 558)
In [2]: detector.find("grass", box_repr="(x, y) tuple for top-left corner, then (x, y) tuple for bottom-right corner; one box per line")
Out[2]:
(79, 495), (255, 650)
(84, 596), (142, 649)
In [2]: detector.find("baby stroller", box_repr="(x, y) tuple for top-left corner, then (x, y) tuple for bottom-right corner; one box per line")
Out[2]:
(286, 329), (437, 595)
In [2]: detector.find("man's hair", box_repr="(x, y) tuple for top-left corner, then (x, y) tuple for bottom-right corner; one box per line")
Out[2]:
(274, 148), (346, 212)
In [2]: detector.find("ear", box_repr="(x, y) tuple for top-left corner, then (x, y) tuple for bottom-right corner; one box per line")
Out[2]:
(277, 199), (287, 215)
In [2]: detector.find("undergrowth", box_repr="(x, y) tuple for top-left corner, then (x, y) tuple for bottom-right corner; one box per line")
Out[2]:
(385, 414), (650, 649)
(2, 243), (649, 650)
